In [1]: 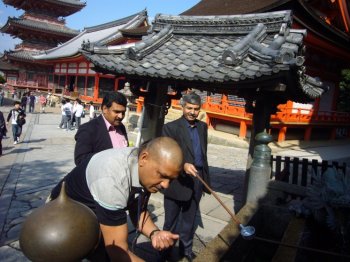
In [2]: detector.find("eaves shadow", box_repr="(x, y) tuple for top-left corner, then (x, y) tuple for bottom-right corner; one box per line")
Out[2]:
(4, 147), (42, 155)
(24, 138), (46, 144)
(209, 166), (245, 196)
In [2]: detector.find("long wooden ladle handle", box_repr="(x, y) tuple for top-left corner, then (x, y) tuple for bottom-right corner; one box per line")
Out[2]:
(195, 174), (241, 225)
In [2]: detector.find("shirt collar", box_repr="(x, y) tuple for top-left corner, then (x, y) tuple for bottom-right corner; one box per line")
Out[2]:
(128, 148), (142, 188)
(102, 114), (116, 132)
(182, 116), (197, 128)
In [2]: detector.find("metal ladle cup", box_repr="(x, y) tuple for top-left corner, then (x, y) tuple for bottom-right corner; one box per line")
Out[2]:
(240, 224), (256, 240)
(195, 174), (256, 239)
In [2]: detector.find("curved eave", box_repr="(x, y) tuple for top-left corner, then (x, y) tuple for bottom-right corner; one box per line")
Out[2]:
(37, 53), (84, 64)
(4, 51), (35, 63)
(3, 49), (52, 63)
(1, 18), (79, 38)
(297, 0), (350, 44)
(181, 0), (283, 15)
(181, 0), (350, 50)
(83, 9), (147, 33)
(0, 58), (20, 71)
(3, 0), (86, 17)
(86, 53), (326, 101)
(33, 10), (148, 61)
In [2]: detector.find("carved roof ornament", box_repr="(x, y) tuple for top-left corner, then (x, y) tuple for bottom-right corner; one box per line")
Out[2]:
(126, 25), (173, 61)
(221, 23), (267, 66)
(81, 40), (93, 52)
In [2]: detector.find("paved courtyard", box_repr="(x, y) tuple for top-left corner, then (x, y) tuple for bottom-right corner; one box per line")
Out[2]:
(1, 102), (350, 261)
(0, 105), (250, 261)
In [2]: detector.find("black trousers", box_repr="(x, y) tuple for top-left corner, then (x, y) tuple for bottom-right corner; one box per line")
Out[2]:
(163, 169), (203, 256)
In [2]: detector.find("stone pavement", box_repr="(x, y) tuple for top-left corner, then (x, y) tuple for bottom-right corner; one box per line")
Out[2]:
(0, 102), (350, 261)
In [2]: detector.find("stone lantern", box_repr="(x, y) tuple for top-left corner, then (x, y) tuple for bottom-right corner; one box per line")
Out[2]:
(120, 82), (134, 129)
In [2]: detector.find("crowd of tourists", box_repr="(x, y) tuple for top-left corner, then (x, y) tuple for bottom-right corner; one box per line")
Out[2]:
(57, 98), (88, 131)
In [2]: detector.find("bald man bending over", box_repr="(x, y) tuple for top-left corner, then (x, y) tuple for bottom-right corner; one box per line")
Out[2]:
(50, 137), (183, 262)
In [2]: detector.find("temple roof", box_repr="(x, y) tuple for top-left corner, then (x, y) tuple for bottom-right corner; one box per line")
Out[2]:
(0, 17), (79, 38)
(0, 57), (20, 71)
(3, 50), (38, 63)
(34, 10), (148, 61)
(3, 0), (86, 17)
(81, 10), (326, 102)
(181, 0), (280, 15)
(181, 0), (350, 51)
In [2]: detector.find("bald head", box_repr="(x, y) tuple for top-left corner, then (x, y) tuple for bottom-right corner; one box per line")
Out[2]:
(138, 137), (183, 193)
(140, 137), (183, 169)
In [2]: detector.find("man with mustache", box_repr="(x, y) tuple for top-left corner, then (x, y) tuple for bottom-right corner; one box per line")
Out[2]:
(50, 137), (184, 261)
(161, 92), (210, 262)
(74, 91), (129, 165)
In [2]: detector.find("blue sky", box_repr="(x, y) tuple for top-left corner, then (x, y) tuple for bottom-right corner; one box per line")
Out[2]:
(0, 0), (199, 53)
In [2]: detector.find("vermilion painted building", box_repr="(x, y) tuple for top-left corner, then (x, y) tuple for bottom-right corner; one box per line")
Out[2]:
(181, 0), (350, 141)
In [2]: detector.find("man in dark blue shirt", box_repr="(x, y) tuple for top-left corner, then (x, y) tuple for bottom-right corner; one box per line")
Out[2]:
(161, 92), (210, 262)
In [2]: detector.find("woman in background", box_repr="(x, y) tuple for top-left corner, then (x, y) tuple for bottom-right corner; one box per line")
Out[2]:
(89, 101), (95, 120)
(0, 110), (7, 156)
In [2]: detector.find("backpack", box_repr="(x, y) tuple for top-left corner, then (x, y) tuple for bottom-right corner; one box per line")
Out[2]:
(64, 107), (71, 116)
(16, 112), (26, 127)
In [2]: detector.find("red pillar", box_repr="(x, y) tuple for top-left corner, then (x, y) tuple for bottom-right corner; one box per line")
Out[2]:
(94, 74), (99, 101)
(304, 126), (312, 141)
(278, 127), (287, 142)
(239, 120), (247, 138)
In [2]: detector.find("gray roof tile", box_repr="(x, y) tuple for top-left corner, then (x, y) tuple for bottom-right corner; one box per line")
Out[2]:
(83, 10), (327, 99)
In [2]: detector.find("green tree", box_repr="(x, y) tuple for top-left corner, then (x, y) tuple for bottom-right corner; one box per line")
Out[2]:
(0, 74), (5, 84)
(337, 69), (350, 112)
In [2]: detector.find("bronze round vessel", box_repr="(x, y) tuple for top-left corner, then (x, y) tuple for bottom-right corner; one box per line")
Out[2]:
(19, 182), (100, 262)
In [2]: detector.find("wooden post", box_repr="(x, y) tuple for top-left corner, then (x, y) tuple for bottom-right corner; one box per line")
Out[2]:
(136, 97), (143, 113)
(330, 128), (336, 140)
(304, 126), (312, 141)
(278, 126), (287, 142)
(222, 94), (228, 114)
(239, 120), (247, 138)
(93, 74), (99, 101)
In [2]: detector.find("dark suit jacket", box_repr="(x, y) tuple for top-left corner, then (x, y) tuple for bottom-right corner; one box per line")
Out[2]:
(162, 116), (210, 201)
(74, 115), (128, 165)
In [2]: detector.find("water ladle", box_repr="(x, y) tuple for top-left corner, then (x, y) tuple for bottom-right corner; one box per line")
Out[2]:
(195, 174), (255, 239)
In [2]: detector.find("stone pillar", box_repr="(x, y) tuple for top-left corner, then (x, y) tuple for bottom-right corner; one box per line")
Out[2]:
(244, 131), (273, 205)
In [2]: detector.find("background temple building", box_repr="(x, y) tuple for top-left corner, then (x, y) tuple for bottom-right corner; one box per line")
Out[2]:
(33, 10), (149, 103)
(181, 0), (350, 141)
(0, 0), (85, 90)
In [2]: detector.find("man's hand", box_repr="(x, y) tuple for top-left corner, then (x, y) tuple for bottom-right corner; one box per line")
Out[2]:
(150, 230), (179, 251)
(184, 163), (198, 177)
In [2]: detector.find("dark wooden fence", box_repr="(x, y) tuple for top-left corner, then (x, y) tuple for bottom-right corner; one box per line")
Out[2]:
(270, 155), (347, 187)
